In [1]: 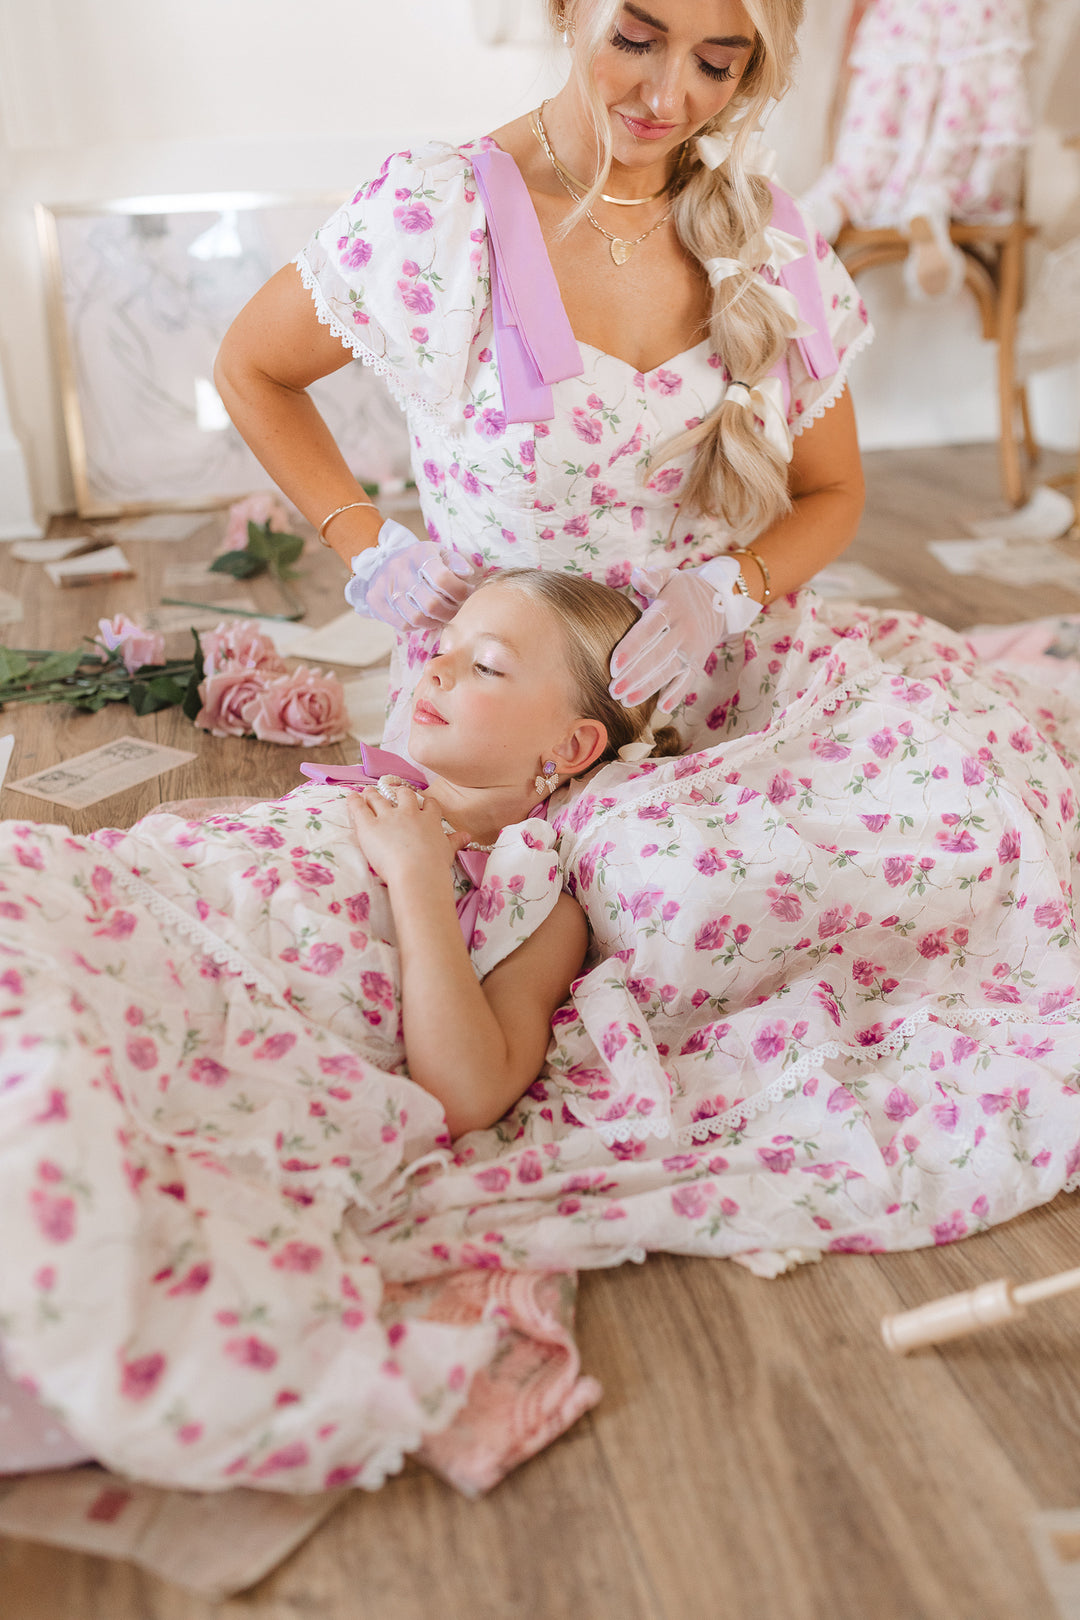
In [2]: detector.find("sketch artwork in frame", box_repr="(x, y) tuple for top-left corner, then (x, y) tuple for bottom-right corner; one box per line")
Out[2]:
(36, 193), (413, 518)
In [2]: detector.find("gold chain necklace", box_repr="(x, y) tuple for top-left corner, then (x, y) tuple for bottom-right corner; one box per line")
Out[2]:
(531, 104), (671, 266)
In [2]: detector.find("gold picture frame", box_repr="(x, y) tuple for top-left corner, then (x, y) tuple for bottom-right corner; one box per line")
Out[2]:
(36, 191), (411, 518)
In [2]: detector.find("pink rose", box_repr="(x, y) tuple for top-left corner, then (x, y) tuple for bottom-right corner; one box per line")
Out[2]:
(221, 491), (292, 553)
(95, 614), (166, 675)
(195, 668), (268, 738)
(247, 667), (348, 746)
(198, 620), (286, 681)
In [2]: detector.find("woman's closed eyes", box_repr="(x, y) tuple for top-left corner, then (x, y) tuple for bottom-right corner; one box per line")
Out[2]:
(609, 28), (738, 82)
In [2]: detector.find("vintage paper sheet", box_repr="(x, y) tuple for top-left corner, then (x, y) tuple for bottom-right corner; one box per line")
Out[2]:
(44, 545), (134, 588)
(109, 512), (213, 544)
(8, 737), (196, 810)
(10, 537), (100, 563)
(967, 484), (1076, 544)
(285, 611), (396, 668)
(0, 1469), (343, 1600)
(343, 668), (392, 742)
(928, 538), (1080, 590)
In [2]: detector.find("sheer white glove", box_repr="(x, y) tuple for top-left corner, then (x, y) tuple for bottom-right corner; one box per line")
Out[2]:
(609, 556), (763, 713)
(344, 520), (479, 631)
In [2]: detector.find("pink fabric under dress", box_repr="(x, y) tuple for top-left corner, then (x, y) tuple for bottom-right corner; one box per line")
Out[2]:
(295, 137), (872, 748)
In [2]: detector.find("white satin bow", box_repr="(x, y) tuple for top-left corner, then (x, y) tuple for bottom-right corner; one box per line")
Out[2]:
(695, 130), (734, 170)
(724, 376), (793, 463)
(695, 132), (778, 180)
(617, 726), (656, 763)
(702, 255), (745, 288)
(761, 224), (808, 274)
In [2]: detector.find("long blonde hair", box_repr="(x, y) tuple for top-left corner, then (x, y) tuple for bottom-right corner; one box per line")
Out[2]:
(545, 0), (806, 537)
(485, 569), (681, 767)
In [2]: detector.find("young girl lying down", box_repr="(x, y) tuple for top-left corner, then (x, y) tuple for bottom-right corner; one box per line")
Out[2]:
(0, 569), (672, 1485)
(318, 569), (678, 1137)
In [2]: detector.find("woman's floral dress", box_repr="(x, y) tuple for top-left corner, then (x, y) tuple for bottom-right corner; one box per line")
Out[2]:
(296, 138), (873, 747)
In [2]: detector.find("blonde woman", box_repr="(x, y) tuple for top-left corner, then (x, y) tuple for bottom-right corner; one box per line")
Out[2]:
(215, 0), (871, 746)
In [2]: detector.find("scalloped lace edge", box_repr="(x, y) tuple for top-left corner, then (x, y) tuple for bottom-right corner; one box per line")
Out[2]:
(293, 251), (441, 423)
(672, 1001), (1079, 1148)
(97, 846), (284, 1002)
(791, 321), (875, 440)
(580, 664), (873, 829)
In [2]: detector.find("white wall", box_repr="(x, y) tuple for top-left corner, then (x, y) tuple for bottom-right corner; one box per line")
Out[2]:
(0, 0), (1076, 526)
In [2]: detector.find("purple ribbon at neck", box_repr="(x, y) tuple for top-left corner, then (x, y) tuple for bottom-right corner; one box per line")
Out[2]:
(300, 746), (546, 951)
(471, 148), (583, 423)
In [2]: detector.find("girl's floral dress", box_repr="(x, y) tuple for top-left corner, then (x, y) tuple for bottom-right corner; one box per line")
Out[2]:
(296, 138), (873, 747)
(3, 598), (1080, 1493)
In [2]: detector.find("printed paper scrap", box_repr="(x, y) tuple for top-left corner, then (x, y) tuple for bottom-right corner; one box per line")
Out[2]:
(9, 737), (197, 810)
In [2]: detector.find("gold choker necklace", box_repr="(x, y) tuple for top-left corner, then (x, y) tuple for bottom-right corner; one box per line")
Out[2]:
(531, 102), (671, 266)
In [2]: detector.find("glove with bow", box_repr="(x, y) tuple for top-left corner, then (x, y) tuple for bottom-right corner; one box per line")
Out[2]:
(609, 555), (763, 713)
(344, 519), (479, 631)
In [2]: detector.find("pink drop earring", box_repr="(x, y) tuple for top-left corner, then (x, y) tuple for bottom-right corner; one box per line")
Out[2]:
(534, 759), (558, 797)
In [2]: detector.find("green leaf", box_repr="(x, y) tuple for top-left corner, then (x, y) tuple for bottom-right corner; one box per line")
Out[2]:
(28, 649), (87, 684)
(181, 628), (206, 721)
(209, 549), (266, 579)
(0, 648), (31, 683)
(129, 674), (188, 715)
(245, 521), (275, 559)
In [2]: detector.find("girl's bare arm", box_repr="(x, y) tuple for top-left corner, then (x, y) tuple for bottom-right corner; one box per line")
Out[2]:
(348, 792), (587, 1138)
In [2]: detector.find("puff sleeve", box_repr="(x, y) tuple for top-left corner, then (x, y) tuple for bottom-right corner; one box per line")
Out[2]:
(786, 215), (874, 438)
(295, 142), (491, 419)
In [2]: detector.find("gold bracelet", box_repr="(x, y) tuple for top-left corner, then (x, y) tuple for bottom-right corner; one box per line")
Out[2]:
(318, 498), (376, 546)
(730, 546), (771, 603)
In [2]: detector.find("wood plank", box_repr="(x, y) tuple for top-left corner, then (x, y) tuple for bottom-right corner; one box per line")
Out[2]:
(875, 1193), (1080, 1506)
(578, 1254), (1055, 1620)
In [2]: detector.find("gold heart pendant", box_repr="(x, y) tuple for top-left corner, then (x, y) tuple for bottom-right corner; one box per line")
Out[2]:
(609, 238), (633, 266)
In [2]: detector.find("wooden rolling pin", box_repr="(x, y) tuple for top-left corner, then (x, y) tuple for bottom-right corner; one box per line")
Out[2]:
(882, 1264), (1080, 1353)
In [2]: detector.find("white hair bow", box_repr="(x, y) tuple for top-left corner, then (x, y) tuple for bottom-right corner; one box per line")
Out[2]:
(695, 132), (778, 179)
(617, 726), (656, 763)
(696, 130), (734, 170)
(703, 255), (746, 288)
(723, 376), (793, 463)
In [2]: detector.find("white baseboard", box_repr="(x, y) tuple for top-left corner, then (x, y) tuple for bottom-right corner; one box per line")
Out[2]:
(0, 437), (43, 539)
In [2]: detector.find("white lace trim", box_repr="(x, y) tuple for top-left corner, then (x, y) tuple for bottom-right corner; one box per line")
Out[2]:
(94, 845), (284, 1002)
(790, 320), (875, 439)
(577, 662), (874, 830)
(594, 1112), (672, 1147)
(852, 38), (1032, 69)
(672, 1001), (1080, 1148)
(294, 251), (442, 424)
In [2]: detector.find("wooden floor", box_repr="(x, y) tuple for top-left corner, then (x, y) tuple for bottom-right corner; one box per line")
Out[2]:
(2, 442), (1080, 1619)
